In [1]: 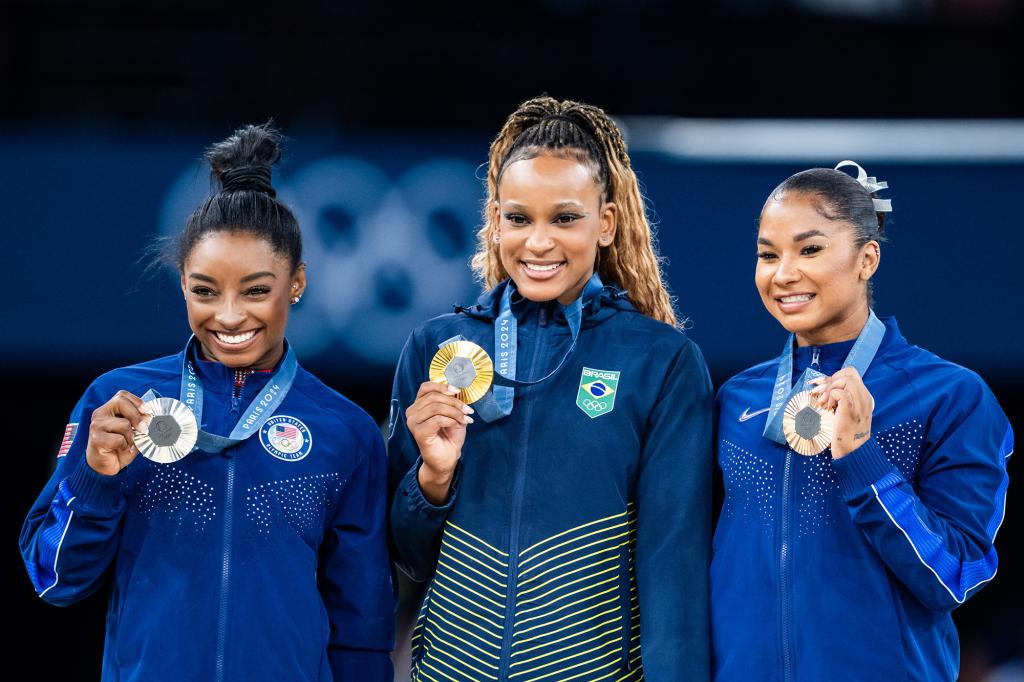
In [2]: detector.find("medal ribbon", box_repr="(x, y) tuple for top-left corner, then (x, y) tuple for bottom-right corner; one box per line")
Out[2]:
(143, 336), (297, 454)
(453, 274), (603, 423)
(762, 311), (885, 447)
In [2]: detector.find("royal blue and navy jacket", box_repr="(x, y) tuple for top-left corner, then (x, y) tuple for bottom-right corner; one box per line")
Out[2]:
(388, 280), (714, 682)
(711, 317), (1013, 682)
(20, 348), (395, 681)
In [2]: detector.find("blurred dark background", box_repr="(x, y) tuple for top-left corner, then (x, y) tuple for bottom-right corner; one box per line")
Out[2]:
(4, 0), (1022, 680)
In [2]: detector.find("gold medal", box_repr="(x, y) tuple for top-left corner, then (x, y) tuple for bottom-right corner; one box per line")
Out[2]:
(782, 390), (835, 456)
(429, 340), (494, 404)
(133, 397), (199, 464)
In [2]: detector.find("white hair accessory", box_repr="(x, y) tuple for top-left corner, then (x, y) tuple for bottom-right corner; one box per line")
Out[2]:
(834, 160), (892, 213)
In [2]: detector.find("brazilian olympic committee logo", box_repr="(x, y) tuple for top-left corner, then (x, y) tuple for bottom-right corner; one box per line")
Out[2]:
(260, 416), (313, 461)
(576, 367), (620, 418)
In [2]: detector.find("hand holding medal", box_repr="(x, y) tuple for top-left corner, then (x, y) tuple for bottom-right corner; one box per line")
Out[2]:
(405, 340), (489, 505)
(85, 390), (151, 476)
(805, 367), (875, 459)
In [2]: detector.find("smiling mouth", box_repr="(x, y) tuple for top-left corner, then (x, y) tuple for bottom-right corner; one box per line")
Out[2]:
(522, 261), (566, 272)
(213, 329), (259, 345)
(776, 294), (815, 303)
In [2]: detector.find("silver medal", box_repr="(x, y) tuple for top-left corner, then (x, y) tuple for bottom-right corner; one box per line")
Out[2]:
(133, 397), (199, 464)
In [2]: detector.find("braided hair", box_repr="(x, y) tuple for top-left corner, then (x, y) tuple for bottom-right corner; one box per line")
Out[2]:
(473, 96), (677, 326)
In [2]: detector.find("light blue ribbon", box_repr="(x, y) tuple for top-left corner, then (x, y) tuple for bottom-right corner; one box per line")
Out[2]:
(762, 311), (885, 447)
(445, 274), (604, 423)
(143, 336), (297, 454)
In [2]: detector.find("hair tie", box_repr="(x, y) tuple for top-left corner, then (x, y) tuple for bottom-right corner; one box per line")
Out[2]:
(834, 160), (892, 213)
(221, 165), (274, 196)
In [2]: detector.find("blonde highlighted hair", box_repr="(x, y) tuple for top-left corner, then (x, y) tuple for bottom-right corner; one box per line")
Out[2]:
(471, 95), (677, 326)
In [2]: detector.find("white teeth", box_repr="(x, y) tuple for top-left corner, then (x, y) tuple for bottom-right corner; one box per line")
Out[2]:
(779, 294), (813, 303)
(215, 330), (257, 345)
(524, 262), (562, 272)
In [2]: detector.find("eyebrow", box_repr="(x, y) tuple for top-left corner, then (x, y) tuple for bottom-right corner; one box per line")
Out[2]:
(794, 229), (827, 242)
(502, 201), (586, 212)
(757, 229), (828, 247)
(241, 271), (277, 282)
(188, 271), (277, 284)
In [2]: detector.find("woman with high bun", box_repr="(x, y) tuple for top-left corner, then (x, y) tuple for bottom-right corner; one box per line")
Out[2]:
(20, 124), (395, 681)
(388, 96), (714, 680)
(711, 162), (1012, 681)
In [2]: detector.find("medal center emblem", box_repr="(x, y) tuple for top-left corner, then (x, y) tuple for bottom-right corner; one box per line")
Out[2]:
(794, 406), (821, 439)
(148, 415), (182, 447)
(444, 356), (478, 389)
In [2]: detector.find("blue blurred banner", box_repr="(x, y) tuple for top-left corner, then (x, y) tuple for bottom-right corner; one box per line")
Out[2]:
(3, 128), (1022, 380)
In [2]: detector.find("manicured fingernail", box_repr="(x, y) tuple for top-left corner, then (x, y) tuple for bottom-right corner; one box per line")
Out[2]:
(447, 386), (459, 394)
(462, 405), (474, 414)
(137, 419), (149, 435)
(464, 416), (474, 424)
(139, 403), (152, 415)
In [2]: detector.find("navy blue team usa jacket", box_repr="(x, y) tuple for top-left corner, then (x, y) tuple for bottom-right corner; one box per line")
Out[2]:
(712, 317), (1013, 682)
(20, 349), (395, 681)
(388, 280), (714, 682)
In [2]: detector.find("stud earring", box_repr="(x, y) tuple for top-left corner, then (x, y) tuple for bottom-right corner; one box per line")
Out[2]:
(493, 233), (501, 243)
(291, 296), (301, 305)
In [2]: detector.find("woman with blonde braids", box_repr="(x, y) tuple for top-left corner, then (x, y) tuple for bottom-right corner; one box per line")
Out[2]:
(388, 95), (713, 681)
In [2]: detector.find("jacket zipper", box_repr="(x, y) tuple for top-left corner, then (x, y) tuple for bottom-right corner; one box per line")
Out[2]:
(215, 374), (243, 682)
(781, 346), (816, 681)
(497, 307), (548, 680)
(780, 447), (794, 682)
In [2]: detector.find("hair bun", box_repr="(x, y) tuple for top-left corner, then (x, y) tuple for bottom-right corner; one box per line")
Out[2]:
(221, 165), (274, 195)
(206, 123), (282, 196)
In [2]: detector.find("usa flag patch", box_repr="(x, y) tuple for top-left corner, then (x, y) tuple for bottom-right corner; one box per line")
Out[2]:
(57, 423), (79, 457)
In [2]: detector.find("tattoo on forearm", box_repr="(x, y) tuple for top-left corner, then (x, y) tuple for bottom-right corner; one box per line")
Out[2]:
(854, 431), (870, 440)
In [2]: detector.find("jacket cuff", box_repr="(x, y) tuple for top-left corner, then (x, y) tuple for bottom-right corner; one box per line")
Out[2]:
(399, 458), (462, 514)
(64, 457), (127, 516)
(832, 438), (898, 500)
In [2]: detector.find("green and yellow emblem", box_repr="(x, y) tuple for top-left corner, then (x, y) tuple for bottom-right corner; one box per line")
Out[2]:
(576, 367), (620, 418)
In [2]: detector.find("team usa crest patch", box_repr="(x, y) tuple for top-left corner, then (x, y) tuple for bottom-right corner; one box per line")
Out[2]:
(260, 416), (313, 461)
(576, 367), (620, 418)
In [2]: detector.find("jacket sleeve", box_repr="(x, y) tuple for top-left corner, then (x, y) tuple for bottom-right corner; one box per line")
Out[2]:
(319, 420), (396, 681)
(386, 329), (463, 583)
(831, 370), (1012, 611)
(635, 339), (714, 680)
(19, 380), (130, 606)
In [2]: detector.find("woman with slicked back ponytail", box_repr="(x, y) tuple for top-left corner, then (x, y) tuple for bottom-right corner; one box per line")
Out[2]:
(389, 96), (714, 680)
(711, 162), (1012, 681)
(21, 124), (395, 681)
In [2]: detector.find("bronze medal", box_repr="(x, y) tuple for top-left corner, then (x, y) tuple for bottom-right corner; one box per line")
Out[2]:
(782, 390), (835, 456)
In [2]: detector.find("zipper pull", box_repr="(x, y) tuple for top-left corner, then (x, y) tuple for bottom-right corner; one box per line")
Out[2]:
(539, 305), (549, 327)
(811, 347), (821, 368)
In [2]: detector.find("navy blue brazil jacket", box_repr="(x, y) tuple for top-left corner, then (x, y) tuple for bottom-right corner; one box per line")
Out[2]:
(20, 348), (395, 681)
(711, 317), (1013, 682)
(388, 280), (715, 681)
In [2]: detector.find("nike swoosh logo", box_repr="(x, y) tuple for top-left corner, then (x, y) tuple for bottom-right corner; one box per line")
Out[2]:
(738, 407), (770, 422)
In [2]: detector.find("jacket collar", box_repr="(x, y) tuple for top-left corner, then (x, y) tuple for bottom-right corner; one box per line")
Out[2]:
(184, 343), (282, 398)
(791, 315), (905, 376)
(455, 278), (636, 329)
